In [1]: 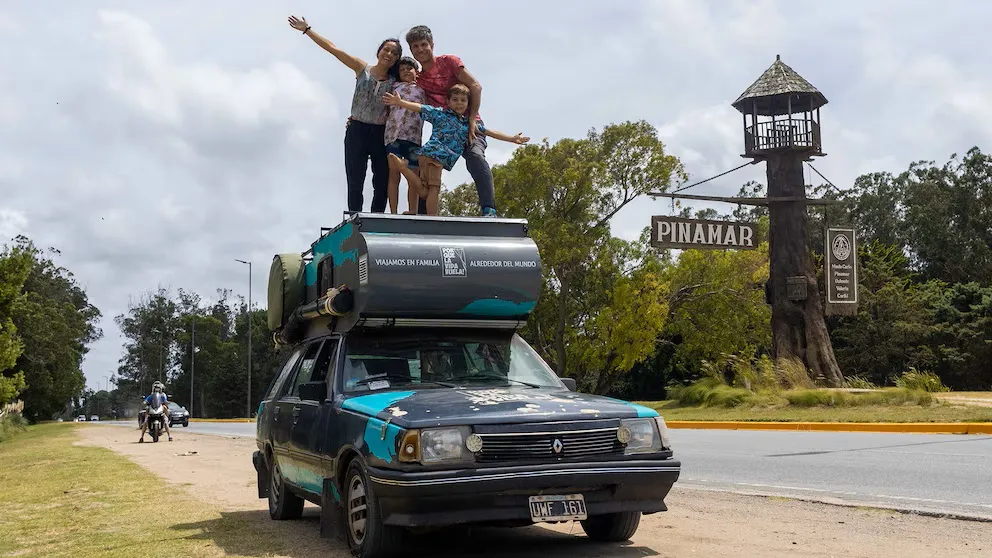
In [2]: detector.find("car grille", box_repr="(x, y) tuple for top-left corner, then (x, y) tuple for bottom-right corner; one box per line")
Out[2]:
(476, 427), (622, 463)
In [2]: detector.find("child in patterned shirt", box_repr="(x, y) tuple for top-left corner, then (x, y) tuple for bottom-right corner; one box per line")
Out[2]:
(383, 83), (529, 216)
(384, 57), (427, 214)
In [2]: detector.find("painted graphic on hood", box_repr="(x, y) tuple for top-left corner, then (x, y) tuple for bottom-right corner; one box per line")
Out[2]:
(340, 386), (659, 428)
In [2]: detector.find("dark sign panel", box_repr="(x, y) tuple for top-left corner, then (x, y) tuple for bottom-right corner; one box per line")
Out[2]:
(825, 227), (858, 307)
(650, 216), (759, 250)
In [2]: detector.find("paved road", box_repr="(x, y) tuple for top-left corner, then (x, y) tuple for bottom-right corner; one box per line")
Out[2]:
(100, 421), (992, 520)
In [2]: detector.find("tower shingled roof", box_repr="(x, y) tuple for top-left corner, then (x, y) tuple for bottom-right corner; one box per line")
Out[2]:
(732, 55), (827, 116)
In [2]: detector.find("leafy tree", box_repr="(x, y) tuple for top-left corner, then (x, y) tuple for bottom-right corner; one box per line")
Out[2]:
(6, 237), (102, 421)
(442, 121), (686, 393)
(0, 243), (32, 404)
(663, 216), (771, 365)
(827, 241), (937, 385)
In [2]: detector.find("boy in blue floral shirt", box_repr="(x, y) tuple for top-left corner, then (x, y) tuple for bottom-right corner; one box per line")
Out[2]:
(383, 83), (529, 215)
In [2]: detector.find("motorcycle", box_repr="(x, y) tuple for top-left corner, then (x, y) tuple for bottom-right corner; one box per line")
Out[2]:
(144, 392), (168, 442)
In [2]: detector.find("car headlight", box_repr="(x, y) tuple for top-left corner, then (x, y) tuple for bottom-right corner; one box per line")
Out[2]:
(183, 410), (189, 416)
(419, 426), (473, 464)
(621, 418), (662, 455)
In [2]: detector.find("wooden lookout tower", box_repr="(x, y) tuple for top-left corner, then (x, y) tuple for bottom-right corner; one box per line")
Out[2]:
(732, 55), (845, 387)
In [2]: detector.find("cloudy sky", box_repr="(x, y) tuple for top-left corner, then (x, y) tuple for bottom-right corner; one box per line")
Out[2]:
(0, 1), (988, 392)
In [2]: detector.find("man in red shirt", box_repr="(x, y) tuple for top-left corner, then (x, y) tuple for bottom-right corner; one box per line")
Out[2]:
(405, 25), (497, 217)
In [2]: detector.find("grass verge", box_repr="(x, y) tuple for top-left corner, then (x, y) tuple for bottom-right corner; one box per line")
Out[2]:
(638, 401), (992, 423)
(0, 423), (299, 557)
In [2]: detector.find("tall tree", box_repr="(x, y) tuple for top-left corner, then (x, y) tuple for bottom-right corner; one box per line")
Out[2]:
(442, 121), (686, 393)
(6, 237), (102, 420)
(0, 243), (32, 404)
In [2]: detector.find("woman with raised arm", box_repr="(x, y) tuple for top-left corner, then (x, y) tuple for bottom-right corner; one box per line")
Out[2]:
(288, 15), (401, 214)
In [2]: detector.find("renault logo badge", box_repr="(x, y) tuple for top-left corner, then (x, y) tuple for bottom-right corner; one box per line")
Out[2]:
(552, 438), (564, 454)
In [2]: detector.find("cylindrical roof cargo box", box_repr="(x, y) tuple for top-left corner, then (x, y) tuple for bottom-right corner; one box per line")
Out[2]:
(301, 214), (543, 333)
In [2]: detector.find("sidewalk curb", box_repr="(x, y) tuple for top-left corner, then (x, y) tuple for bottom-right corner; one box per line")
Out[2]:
(665, 420), (992, 434)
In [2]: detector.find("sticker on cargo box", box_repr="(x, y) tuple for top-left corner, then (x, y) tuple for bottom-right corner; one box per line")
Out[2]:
(440, 246), (467, 278)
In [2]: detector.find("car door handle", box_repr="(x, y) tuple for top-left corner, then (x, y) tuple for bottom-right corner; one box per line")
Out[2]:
(292, 407), (301, 425)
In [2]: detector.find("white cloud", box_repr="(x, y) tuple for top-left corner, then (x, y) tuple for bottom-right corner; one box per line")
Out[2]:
(2, 0), (992, 391)
(0, 208), (28, 240)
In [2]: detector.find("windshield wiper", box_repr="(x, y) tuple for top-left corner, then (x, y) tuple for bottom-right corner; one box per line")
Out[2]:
(441, 375), (543, 389)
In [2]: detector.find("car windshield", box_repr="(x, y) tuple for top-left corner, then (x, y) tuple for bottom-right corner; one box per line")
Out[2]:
(342, 330), (564, 393)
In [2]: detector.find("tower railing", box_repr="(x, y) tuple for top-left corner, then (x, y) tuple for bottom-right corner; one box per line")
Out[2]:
(744, 118), (821, 154)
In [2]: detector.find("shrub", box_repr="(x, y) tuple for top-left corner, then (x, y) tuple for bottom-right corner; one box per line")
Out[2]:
(669, 377), (754, 408)
(845, 376), (878, 389)
(785, 387), (933, 408)
(895, 369), (949, 392)
(775, 357), (814, 389)
(784, 389), (847, 407)
(0, 413), (28, 443)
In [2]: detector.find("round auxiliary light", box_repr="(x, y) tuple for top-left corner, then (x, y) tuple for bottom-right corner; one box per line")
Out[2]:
(404, 444), (416, 456)
(466, 434), (484, 453)
(616, 425), (632, 445)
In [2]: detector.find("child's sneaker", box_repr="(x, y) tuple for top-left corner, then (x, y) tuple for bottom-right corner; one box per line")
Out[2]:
(482, 207), (498, 218)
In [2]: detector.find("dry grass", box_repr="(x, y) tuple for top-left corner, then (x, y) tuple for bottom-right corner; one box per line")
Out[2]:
(0, 423), (298, 558)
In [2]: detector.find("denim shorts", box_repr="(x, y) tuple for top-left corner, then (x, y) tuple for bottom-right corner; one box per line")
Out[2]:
(386, 139), (420, 168)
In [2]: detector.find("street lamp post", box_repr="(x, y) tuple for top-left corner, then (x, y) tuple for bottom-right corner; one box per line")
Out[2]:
(190, 316), (195, 417)
(235, 259), (252, 418)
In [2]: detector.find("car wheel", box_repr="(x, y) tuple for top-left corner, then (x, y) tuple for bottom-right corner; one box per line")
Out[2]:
(344, 459), (402, 558)
(580, 511), (641, 542)
(183, 420), (189, 427)
(267, 454), (304, 520)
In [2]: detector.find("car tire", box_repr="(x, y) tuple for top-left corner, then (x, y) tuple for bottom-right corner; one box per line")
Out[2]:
(344, 458), (402, 558)
(580, 511), (641, 542)
(267, 455), (304, 520)
(183, 420), (189, 427)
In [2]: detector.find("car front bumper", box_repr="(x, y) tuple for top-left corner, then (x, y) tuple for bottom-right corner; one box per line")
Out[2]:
(367, 458), (681, 528)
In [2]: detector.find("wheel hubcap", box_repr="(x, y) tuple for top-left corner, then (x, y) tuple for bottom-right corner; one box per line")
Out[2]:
(348, 474), (368, 545)
(270, 460), (282, 502)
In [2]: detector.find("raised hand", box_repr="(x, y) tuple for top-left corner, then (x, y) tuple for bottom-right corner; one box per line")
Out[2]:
(288, 15), (309, 32)
(512, 133), (530, 144)
(382, 92), (402, 106)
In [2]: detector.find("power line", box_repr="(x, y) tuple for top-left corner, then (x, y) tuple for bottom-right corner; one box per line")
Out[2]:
(669, 160), (760, 194)
(805, 162), (845, 195)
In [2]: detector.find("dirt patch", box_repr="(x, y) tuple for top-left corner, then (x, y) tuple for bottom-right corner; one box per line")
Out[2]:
(79, 426), (992, 557)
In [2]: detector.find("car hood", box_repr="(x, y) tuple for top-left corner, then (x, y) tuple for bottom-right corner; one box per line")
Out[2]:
(339, 386), (659, 429)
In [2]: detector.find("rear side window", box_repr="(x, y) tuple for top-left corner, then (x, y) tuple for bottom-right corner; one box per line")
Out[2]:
(282, 341), (323, 398)
(266, 346), (304, 400)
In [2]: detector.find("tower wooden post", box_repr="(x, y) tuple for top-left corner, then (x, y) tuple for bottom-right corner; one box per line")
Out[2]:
(731, 55), (845, 387)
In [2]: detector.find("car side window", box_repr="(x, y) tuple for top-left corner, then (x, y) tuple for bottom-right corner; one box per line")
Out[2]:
(288, 340), (325, 398)
(266, 347), (304, 401)
(311, 338), (340, 384)
(294, 338), (340, 401)
(279, 341), (322, 399)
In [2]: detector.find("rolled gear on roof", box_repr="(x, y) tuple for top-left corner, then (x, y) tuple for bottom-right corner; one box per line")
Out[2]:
(267, 213), (543, 345)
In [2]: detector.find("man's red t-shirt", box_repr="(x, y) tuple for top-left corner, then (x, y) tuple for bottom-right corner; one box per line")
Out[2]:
(416, 54), (481, 120)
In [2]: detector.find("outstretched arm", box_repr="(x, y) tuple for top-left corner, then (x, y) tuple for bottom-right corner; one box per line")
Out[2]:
(483, 128), (530, 145)
(288, 15), (366, 76)
(457, 67), (483, 143)
(383, 92), (423, 113)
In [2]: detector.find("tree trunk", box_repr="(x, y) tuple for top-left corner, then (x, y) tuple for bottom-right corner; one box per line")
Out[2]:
(765, 154), (845, 387)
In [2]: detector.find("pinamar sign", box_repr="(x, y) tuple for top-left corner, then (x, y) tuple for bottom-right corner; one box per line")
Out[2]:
(825, 227), (858, 315)
(650, 216), (759, 250)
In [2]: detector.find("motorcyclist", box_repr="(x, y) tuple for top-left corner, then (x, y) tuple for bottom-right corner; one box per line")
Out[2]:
(139, 381), (173, 442)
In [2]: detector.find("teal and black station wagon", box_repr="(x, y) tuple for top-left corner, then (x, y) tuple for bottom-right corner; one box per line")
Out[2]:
(253, 213), (680, 558)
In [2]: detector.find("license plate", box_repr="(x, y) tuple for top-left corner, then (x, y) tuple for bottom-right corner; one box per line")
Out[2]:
(528, 494), (587, 522)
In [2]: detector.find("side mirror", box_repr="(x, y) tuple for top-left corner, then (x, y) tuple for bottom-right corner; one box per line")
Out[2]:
(299, 381), (329, 402)
(560, 378), (577, 392)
